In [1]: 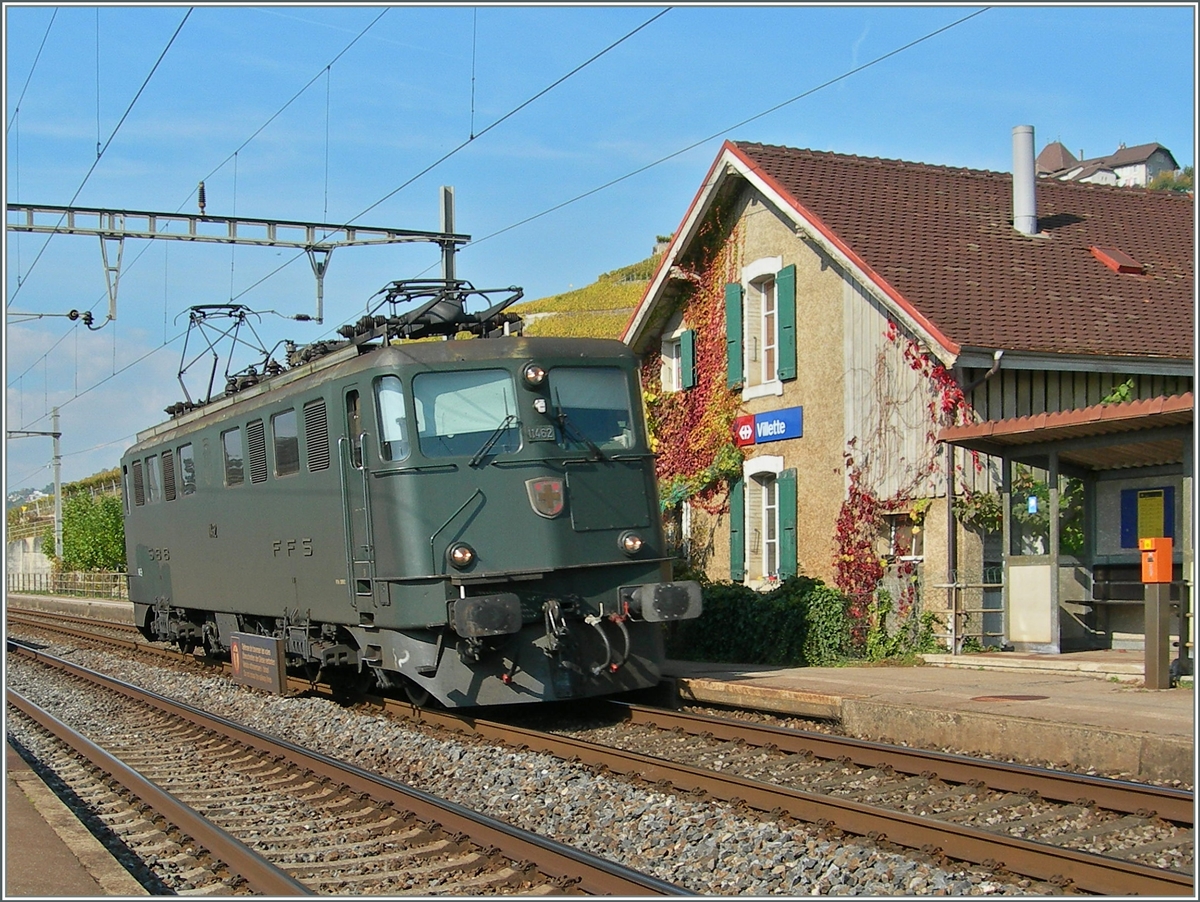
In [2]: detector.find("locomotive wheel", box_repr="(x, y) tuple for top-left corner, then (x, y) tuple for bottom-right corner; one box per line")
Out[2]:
(403, 679), (431, 707)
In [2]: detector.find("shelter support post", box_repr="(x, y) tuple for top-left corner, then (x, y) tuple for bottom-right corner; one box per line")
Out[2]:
(1144, 583), (1172, 689)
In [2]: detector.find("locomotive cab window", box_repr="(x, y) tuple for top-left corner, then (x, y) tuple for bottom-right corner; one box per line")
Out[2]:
(550, 367), (635, 451)
(272, 409), (300, 477)
(178, 443), (196, 495)
(413, 369), (520, 459)
(222, 427), (245, 486)
(374, 375), (411, 462)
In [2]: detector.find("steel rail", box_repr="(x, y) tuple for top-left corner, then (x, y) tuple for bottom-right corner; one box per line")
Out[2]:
(8, 643), (688, 897)
(614, 701), (1196, 825)
(10, 612), (1193, 894)
(7, 612), (173, 659)
(393, 703), (1194, 896)
(6, 688), (314, 896)
(8, 610), (140, 635)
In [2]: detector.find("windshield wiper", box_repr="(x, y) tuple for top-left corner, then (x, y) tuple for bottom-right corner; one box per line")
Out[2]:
(469, 414), (519, 467)
(556, 410), (607, 461)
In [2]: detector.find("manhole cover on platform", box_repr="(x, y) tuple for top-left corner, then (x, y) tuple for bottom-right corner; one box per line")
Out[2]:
(970, 695), (1049, 702)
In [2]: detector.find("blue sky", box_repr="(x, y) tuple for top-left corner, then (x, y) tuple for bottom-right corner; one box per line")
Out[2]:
(4, 2), (1196, 491)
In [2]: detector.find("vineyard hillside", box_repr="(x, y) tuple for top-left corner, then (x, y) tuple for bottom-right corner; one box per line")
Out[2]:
(513, 252), (661, 339)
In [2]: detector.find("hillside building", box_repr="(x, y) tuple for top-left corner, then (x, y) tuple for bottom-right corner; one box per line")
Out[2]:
(624, 128), (1193, 661)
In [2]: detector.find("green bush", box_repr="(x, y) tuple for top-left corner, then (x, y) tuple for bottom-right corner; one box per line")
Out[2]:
(665, 576), (850, 667)
(42, 492), (126, 571)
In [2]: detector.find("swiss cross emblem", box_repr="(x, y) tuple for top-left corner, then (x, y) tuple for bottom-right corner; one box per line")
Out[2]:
(526, 477), (565, 518)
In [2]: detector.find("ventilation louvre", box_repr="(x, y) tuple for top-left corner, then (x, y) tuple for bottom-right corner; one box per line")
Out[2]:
(247, 419), (268, 484)
(304, 399), (331, 471)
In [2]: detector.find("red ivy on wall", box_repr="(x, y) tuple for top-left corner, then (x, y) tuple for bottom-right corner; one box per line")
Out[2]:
(641, 218), (744, 513)
(832, 321), (976, 625)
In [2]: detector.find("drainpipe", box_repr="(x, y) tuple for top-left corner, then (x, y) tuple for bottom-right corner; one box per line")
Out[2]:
(947, 350), (1004, 652)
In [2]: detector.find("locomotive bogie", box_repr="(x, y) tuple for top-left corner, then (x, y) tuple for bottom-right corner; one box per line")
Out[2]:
(122, 336), (701, 706)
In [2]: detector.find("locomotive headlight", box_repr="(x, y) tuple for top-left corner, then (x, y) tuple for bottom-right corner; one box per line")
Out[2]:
(448, 542), (476, 569)
(523, 363), (546, 387)
(619, 531), (645, 556)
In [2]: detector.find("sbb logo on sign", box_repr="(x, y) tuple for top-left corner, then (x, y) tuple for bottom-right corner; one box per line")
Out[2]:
(734, 415), (756, 447)
(732, 407), (803, 447)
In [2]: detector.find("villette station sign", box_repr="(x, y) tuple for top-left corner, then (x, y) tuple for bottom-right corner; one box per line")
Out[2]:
(733, 406), (803, 447)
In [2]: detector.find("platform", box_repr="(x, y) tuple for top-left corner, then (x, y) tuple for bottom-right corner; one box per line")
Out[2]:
(662, 654), (1195, 783)
(5, 741), (147, 897)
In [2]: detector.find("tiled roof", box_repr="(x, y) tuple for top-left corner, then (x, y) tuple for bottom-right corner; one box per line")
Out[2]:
(732, 142), (1194, 360)
(1036, 141), (1077, 174)
(1106, 142), (1176, 168)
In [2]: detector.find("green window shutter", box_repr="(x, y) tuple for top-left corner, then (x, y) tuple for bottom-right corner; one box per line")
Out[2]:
(777, 264), (796, 381)
(778, 468), (798, 579)
(729, 477), (745, 581)
(725, 283), (743, 389)
(681, 329), (697, 390)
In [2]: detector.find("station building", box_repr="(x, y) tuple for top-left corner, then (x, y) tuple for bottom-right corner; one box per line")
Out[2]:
(623, 130), (1193, 661)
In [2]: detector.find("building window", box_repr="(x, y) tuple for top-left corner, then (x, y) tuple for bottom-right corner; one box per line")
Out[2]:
(730, 256), (794, 397)
(731, 460), (797, 585)
(661, 337), (682, 392)
(749, 471), (780, 579)
(664, 501), (692, 561)
(756, 276), (777, 386)
(884, 512), (924, 560)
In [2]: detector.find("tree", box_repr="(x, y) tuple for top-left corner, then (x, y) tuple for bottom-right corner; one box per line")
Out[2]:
(1148, 165), (1194, 193)
(42, 492), (126, 571)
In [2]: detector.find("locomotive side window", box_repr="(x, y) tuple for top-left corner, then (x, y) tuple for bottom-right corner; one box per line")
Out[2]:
(162, 448), (177, 501)
(272, 408), (300, 476)
(222, 427), (245, 486)
(374, 375), (410, 461)
(178, 443), (197, 495)
(247, 419), (268, 484)
(550, 367), (635, 451)
(122, 465), (131, 514)
(131, 459), (146, 506)
(413, 369), (520, 459)
(303, 399), (330, 471)
(145, 455), (162, 504)
(346, 390), (363, 467)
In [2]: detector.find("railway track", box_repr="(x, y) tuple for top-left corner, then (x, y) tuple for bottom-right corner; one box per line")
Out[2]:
(7, 642), (686, 896)
(8, 607), (1195, 895)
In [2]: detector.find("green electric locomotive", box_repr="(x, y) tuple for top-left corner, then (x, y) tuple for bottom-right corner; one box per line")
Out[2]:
(121, 280), (702, 706)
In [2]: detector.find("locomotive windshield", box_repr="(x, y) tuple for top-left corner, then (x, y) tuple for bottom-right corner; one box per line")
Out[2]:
(413, 369), (521, 458)
(550, 367), (635, 452)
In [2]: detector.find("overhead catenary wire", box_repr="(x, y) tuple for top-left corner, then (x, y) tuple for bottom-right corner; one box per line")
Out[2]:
(223, 8), (674, 312)
(8, 7), (988, 488)
(470, 6), (992, 248)
(7, 7), (388, 398)
(7, 7), (194, 307)
(5, 7), (57, 135)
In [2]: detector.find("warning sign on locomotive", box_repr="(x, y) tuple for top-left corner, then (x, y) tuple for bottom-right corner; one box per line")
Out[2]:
(229, 632), (286, 694)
